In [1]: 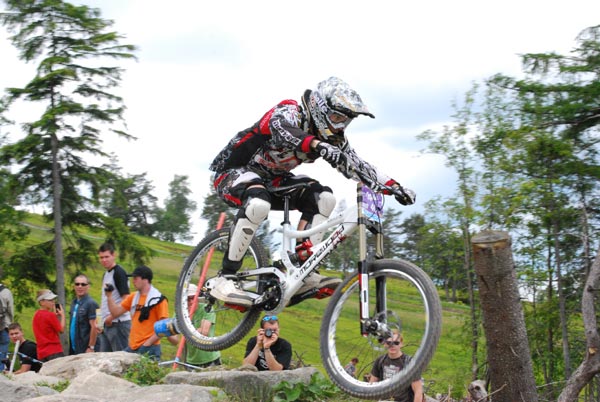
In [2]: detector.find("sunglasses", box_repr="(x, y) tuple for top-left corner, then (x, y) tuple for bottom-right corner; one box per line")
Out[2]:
(262, 315), (278, 322)
(74, 283), (89, 287)
(385, 340), (401, 346)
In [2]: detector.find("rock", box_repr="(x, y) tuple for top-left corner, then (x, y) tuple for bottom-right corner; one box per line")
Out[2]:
(10, 371), (64, 387)
(39, 352), (141, 380)
(3, 353), (317, 402)
(164, 366), (319, 400)
(0, 373), (57, 402)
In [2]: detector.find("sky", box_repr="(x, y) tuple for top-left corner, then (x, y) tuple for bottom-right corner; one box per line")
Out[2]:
(1, 0), (599, 244)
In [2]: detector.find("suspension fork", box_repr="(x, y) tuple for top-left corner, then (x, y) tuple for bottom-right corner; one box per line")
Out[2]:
(357, 183), (370, 335)
(358, 183), (386, 336)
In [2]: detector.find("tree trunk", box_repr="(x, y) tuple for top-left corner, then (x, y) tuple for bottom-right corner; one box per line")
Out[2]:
(471, 230), (538, 402)
(50, 133), (67, 352)
(558, 247), (600, 402)
(553, 220), (571, 378)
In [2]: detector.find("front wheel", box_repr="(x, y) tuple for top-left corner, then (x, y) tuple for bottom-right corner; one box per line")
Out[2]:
(175, 228), (269, 351)
(320, 259), (442, 400)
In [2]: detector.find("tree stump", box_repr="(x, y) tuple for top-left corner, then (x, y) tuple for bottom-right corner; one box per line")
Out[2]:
(471, 230), (538, 402)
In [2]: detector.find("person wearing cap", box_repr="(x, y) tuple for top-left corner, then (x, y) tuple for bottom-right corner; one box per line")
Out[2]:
(208, 77), (416, 307)
(97, 242), (131, 352)
(32, 289), (65, 362)
(104, 265), (177, 360)
(184, 284), (221, 368)
(68, 274), (99, 355)
(243, 315), (291, 371)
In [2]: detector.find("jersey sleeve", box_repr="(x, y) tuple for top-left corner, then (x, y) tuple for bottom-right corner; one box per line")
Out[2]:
(269, 104), (316, 153)
(340, 142), (396, 191)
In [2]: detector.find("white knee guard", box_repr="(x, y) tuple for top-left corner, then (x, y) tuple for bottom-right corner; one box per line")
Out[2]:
(309, 192), (336, 244)
(228, 198), (270, 261)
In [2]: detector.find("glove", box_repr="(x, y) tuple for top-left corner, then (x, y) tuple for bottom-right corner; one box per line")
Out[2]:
(316, 142), (345, 167)
(393, 186), (416, 206)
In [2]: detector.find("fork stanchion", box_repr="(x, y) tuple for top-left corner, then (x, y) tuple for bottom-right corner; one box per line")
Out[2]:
(172, 212), (226, 370)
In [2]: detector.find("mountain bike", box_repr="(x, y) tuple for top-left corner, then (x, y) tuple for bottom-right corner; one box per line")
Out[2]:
(174, 169), (442, 399)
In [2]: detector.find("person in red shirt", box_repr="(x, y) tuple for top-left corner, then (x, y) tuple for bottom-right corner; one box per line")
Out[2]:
(32, 289), (65, 362)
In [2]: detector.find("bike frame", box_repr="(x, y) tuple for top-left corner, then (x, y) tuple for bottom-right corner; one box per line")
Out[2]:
(234, 183), (385, 326)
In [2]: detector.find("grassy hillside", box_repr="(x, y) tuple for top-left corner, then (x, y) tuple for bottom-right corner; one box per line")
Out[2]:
(6, 213), (473, 397)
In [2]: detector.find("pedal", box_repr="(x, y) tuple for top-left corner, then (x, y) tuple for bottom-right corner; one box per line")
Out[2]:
(223, 303), (248, 312)
(314, 287), (335, 299)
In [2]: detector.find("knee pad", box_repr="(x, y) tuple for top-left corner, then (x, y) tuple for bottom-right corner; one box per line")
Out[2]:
(227, 190), (271, 263)
(243, 187), (271, 223)
(316, 191), (336, 217)
(309, 191), (336, 245)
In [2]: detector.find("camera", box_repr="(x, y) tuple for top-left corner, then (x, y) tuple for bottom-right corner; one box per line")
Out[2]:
(104, 283), (115, 292)
(264, 328), (274, 338)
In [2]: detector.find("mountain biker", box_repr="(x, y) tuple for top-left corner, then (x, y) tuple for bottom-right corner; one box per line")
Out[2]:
(209, 76), (416, 307)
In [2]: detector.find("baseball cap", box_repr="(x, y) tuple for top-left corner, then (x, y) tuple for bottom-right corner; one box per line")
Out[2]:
(37, 290), (58, 302)
(129, 265), (153, 281)
(187, 284), (198, 298)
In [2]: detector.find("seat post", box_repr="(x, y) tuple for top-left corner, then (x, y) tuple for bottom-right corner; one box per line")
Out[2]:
(282, 195), (291, 225)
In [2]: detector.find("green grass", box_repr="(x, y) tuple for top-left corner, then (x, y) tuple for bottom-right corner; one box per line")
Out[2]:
(7, 213), (474, 397)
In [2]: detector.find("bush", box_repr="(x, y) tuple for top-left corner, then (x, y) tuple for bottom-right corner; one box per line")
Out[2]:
(273, 372), (339, 402)
(124, 355), (169, 386)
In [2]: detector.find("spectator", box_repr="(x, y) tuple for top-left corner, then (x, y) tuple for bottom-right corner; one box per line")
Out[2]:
(32, 289), (65, 362)
(369, 330), (424, 402)
(104, 265), (177, 360)
(0, 282), (14, 371)
(68, 275), (99, 354)
(344, 357), (359, 378)
(5, 322), (42, 374)
(243, 315), (291, 371)
(97, 242), (131, 352)
(185, 284), (221, 368)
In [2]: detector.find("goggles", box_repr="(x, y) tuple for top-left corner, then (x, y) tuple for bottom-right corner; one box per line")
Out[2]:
(325, 110), (353, 131)
(262, 315), (278, 322)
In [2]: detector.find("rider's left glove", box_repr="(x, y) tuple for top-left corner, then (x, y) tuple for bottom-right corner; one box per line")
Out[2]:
(393, 185), (416, 206)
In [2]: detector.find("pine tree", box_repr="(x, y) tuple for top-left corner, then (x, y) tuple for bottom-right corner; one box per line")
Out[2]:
(0, 0), (137, 308)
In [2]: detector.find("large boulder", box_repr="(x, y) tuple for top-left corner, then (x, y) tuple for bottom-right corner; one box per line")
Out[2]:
(0, 373), (57, 402)
(39, 352), (141, 380)
(164, 366), (319, 400)
(19, 367), (217, 402)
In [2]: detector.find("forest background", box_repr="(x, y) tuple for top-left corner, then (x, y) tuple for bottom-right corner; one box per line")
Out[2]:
(0, 1), (599, 401)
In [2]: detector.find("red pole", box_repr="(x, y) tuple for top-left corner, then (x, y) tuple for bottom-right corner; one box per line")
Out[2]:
(173, 212), (227, 370)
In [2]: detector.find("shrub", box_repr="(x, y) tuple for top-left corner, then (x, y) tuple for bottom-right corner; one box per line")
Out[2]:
(273, 372), (339, 402)
(124, 355), (169, 386)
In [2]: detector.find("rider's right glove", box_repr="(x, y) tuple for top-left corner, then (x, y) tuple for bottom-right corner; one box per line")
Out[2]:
(316, 142), (345, 168)
(393, 185), (416, 206)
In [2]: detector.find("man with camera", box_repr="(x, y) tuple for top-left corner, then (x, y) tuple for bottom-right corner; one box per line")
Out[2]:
(243, 315), (291, 371)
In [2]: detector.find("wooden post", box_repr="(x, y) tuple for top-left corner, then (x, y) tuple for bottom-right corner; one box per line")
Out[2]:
(471, 230), (538, 402)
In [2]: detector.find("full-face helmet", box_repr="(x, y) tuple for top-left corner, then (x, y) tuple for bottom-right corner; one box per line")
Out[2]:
(302, 77), (374, 143)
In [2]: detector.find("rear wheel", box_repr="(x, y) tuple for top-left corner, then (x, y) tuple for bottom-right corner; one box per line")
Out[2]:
(320, 259), (442, 400)
(175, 228), (269, 351)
